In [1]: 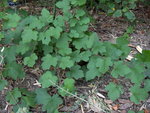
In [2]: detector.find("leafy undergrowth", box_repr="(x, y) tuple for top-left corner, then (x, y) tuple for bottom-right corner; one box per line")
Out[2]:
(0, 0), (150, 113)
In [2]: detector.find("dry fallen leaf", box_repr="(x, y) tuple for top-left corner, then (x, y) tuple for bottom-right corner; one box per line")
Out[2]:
(136, 45), (142, 53)
(97, 92), (105, 99)
(112, 104), (119, 111)
(119, 103), (133, 110)
(126, 55), (134, 61)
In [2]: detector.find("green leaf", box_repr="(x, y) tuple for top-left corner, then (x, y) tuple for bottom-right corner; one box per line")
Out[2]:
(75, 9), (85, 18)
(128, 110), (135, 113)
(16, 42), (32, 55)
(126, 62), (145, 84)
(79, 17), (90, 25)
(28, 16), (43, 29)
(69, 30), (80, 38)
(4, 13), (21, 28)
(92, 41), (106, 54)
(105, 82), (123, 101)
(69, 18), (78, 27)
(79, 50), (92, 62)
(113, 10), (122, 17)
(144, 79), (150, 92)
(4, 46), (17, 63)
(49, 27), (62, 39)
(86, 32), (98, 49)
(44, 94), (63, 113)
(23, 53), (38, 67)
(0, 32), (4, 41)
(130, 85), (148, 104)
(6, 88), (21, 105)
(39, 71), (58, 88)
(41, 54), (58, 70)
(73, 37), (87, 49)
(66, 65), (84, 79)
(104, 42), (123, 60)
(124, 11), (135, 20)
(69, 50), (81, 62)
(39, 8), (53, 25)
(71, 0), (86, 6)
(58, 78), (75, 96)
(35, 88), (51, 105)
(56, 33), (72, 55)
(36, 88), (62, 113)
(115, 0), (121, 3)
(56, 0), (70, 12)
(136, 50), (150, 62)
(3, 61), (25, 80)
(86, 67), (100, 81)
(86, 56), (101, 81)
(20, 88), (36, 107)
(111, 61), (131, 78)
(96, 57), (113, 74)
(0, 79), (7, 91)
(42, 45), (53, 55)
(21, 28), (38, 43)
(53, 15), (65, 27)
(38, 29), (51, 45)
(59, 56), (74, 69)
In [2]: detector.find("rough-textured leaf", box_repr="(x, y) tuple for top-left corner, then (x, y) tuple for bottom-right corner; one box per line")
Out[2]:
(20, 88), (36, 107)
(144, 79), (150, 92)
(96, 57), (113, 74)
(35, 88), (51, 105)
(71, 0), (86, 6)
(136, 50), (150, 62)
(21, 28), (38, 43)
(3, 61), (25, 80)
(66, 65), (84, 79)
(111, 61), (131, 78)
(59, 56), (74, 69)
(36, 88), (62, 113)
(56, 33), (72, 55)
(56, 0), (70, 12)
(124, 11), (135, 20)
(126, 63), (145, 84)
(79, 50), (92, 62)
(6, 88), (21, 105)
(59, 78), (75, 96)
(38, 29), (51, 45)
(86, 56), (101, 81)
(130, 85), (148, 104)
(4, 13), (21, 28)
(23, 53), (38, 67)
(39, 8), (53, 24)
(0, 79), (7, 91)
(105, 82), (123, 101)
(44, 94), (63, 113)
(39, 71), (58, 88)
(4, 46), (17, 63)
(75, 9), (85, 18)
(49, 27), (62, 39)
(0, 32), (4, 41)
(41, 54), (58, 70)
(113, 10), (122, 17)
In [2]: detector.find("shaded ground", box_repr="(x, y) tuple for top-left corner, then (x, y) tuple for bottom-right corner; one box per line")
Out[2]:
(0, 1), (150, 113)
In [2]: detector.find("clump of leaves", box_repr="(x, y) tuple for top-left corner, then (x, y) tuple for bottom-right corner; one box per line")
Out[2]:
(0, 0), (149, 112)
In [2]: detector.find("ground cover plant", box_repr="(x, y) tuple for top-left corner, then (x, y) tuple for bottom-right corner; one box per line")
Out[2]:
(0, 0), (150, 112)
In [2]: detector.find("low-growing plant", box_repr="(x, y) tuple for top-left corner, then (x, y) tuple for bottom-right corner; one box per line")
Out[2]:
(0, 0), (149, 112)
(86, 0), (140, 21)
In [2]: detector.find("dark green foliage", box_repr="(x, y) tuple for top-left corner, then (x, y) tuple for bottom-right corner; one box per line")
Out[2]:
(0, 0), (149, 112)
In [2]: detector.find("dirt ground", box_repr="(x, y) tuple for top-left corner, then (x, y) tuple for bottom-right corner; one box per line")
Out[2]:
(0, 2), (150, 113)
